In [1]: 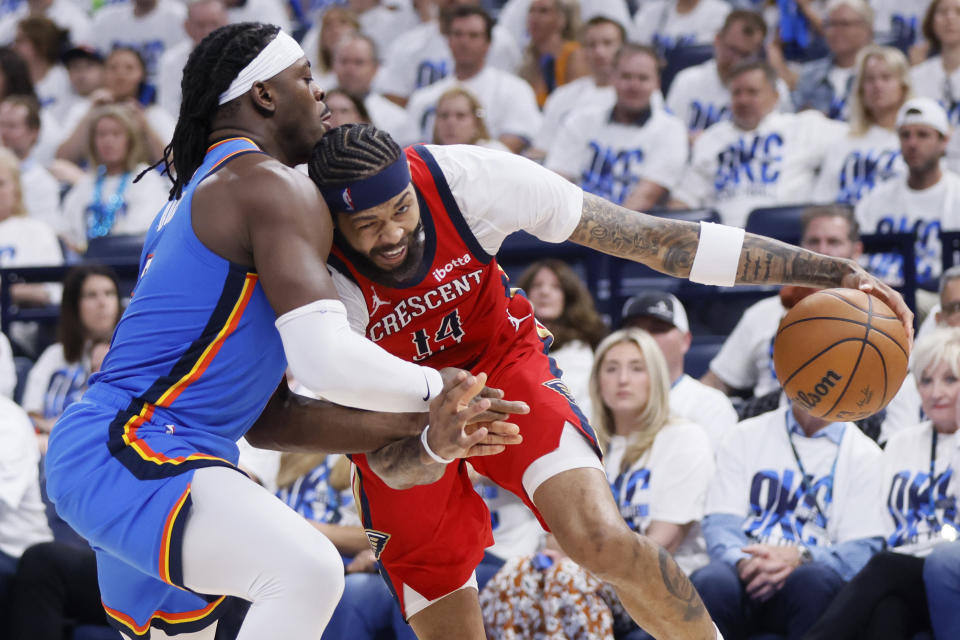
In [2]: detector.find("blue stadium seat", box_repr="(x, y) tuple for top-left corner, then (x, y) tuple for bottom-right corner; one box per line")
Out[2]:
(745, 205), (810, 246)
(661, 43), (714, 95)
(84, 235), (145, 263)
(13, 355), (32, 404)
(684, 337), (724, 379)
(71, 625), (120, 639)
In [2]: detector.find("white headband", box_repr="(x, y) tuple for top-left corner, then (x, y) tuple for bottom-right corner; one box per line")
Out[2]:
(218, 30), (305, 105)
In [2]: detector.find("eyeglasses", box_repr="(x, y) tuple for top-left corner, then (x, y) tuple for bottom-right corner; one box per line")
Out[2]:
(942, 300), (960, 316)
(824, 19), (867, 29)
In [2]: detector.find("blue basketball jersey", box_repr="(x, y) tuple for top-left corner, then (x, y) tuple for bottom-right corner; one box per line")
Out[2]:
(89, 137), (286, 456)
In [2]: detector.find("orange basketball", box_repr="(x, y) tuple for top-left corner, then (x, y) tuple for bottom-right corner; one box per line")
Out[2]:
(772, 288), (909, 422)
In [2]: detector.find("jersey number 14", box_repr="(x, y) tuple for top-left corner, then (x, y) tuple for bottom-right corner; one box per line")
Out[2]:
(412, 309), (464, 361)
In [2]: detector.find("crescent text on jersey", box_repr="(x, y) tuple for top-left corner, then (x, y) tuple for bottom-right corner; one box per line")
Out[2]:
(368, 268), (483, 342)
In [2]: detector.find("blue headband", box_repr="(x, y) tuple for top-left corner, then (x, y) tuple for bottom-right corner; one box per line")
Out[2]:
(319, 156), (411, 214)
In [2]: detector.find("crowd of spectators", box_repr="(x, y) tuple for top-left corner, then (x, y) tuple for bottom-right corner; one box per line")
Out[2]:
(0, 0), (959, 638)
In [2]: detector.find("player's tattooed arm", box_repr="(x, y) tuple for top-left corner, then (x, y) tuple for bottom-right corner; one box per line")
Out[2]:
(569, 193), (858, 287)
(368, 372), (524, 491)
(367, 435), (448, 490)
(245, 382), (426, 454)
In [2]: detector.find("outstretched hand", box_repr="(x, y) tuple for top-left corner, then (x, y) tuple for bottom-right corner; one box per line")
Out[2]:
(839, 263), (914, 347)
(427, 370), (523, 461)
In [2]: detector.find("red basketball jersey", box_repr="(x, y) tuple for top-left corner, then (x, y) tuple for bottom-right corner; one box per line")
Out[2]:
(328, 145), (550, 374)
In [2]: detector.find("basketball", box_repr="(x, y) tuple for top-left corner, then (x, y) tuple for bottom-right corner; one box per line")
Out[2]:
(772, 288), (909, 422)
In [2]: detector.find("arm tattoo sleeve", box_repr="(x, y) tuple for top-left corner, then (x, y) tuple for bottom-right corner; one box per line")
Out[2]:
(658, 547), (709, 623)
(568, 193), (856, 288)
(366, 435), (446, 490)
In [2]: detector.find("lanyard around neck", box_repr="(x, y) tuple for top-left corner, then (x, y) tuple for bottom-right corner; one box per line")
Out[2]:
(784, 413), (842, 522)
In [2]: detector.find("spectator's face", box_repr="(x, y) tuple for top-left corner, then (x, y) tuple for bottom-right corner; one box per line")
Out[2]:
(448, 15), (490, 70)
(66, 57), (105, 97)
(12, 30), (37, 67)
(327, 92), (364, 126)
(93, 116), (129, 168)
(321, 11), (358, 56)
(0, 163), (17, 221)
(613, 51), (658, 113)
(433, 93), (480, 144)
(0, 103), (36, 159)
(934, 0), (960, 50)
(824, 5), (871, 60)
(526, 267), (565, 321)
(918, 361), (960, 432)
(936, 278), (960, 326)
(623, 316), (690, 379)
(598, 341), (651, 422)
(333, 38), (377, 96)
(714, 20), (764, 79)
(527, 0), (564, 45)
(79, 274), (119, 341)
(861, 56), (903, 119)
(899, 124), (947, 176)
(729, 69), (778, 130)
(582, 22), (623, 81)
(185, 0), (228, 46)
(800, 215), (861, 259)
(105, 50), (144, 100)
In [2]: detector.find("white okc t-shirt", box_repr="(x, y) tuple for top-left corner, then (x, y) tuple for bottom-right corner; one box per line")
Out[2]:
(405, 67), (542, 144)
(91, 1), (188, 84)
(545, 105), (688, 205)
(811, 124), (904, 205)
(670, 373), (739, 450)
(676, 110), (840, 227)
(666, 59), (793, 133)
(855, 170), (960, 289)
(372, 21), (522, 99)
(606, 419), (714, 575)
(878, 421), (959, 557)
(708, 406), (885, 548)
(532, 76), (615, 152)
(633, 0), (730, 55)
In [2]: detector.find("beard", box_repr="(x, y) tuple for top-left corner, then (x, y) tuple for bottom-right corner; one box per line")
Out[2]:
(342, 220), (427, 288)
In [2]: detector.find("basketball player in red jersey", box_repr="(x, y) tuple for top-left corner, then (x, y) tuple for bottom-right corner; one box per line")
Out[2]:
(292, 124), (911, 640)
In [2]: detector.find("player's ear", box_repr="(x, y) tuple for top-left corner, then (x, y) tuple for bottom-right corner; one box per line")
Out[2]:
(250, 80), (277, 115)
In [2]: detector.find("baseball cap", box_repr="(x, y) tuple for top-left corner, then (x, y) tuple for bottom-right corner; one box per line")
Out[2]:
(620, 291), (690, 333)
(897, 97), (950, 136)
(62, 44), (104, 66)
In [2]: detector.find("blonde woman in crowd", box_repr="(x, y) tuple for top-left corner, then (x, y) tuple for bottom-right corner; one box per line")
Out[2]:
(812, 45), (910, 205)
(432, 87), (509, 151)
(480, 329), (713, 640)
(56, 47), (175, 166)
(518, 0), (587, 107)
(59, 104), (168, 253)
(302, 6), (360, 89)
(0, 146), (61, 308)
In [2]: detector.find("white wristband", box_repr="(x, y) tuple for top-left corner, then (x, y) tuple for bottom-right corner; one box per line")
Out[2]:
(689, 222), (745, 287)
(420, 424), (454, 464)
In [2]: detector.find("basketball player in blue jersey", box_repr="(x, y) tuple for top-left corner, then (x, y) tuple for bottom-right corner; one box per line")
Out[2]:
(253, 124), (916, 640)
(43, 24), (525, 640)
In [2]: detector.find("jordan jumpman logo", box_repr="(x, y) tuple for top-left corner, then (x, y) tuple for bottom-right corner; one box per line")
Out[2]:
(506, 311), (531, 331)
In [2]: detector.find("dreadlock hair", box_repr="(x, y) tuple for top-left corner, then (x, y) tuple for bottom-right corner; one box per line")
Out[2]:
(145, 22), (281, 199)
(307, 123), (401, 188)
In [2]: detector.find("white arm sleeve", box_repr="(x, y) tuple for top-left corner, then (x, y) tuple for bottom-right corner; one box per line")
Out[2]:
(276, 299), (443, 412)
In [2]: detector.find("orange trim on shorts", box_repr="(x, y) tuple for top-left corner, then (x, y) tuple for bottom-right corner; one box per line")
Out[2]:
(158, 485), (191, 586)
(121, 273), (258, 467)
(102, 596), (227, 636)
